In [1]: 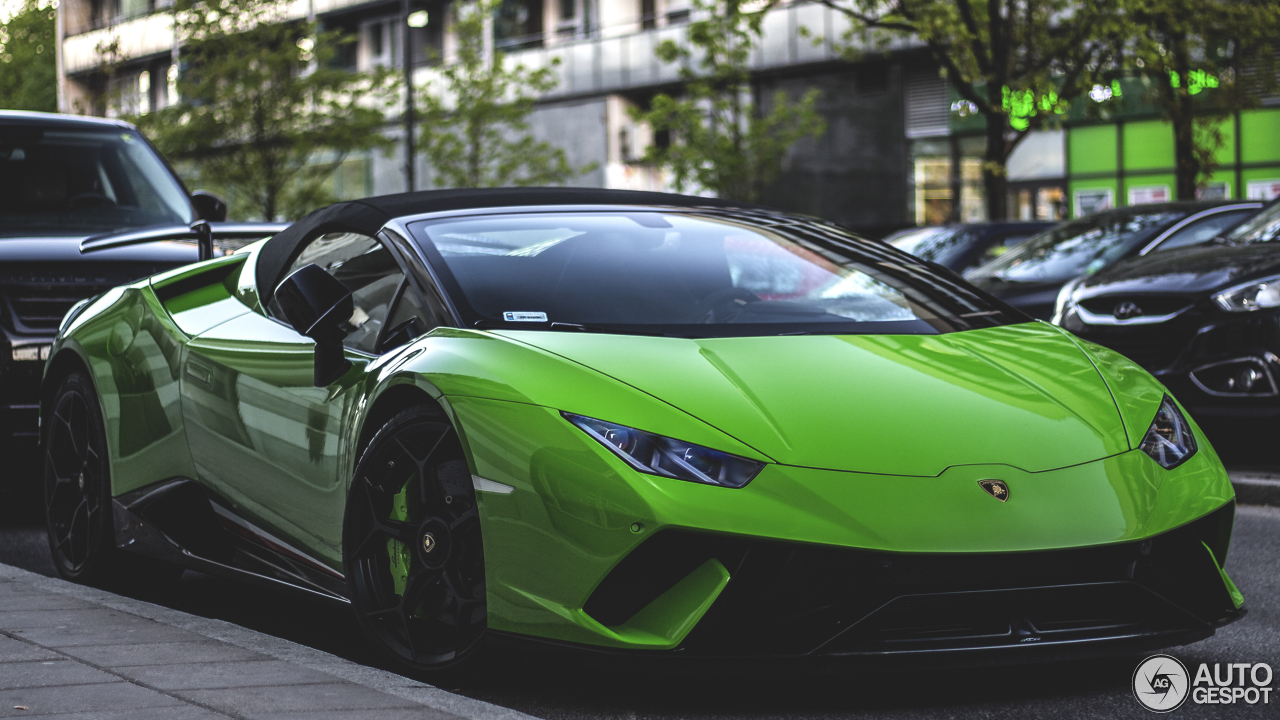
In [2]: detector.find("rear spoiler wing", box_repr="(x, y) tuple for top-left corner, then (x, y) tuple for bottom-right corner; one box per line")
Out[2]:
(81, 221), (290, 261)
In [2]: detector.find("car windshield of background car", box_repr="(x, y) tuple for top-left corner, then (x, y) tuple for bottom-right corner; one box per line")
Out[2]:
(965, 211), (1182, 283)
(0, 126), (193, 237)
(410, 211), (1024, 338)
(1223, 200), (1280, 244)
(886, 226), (952, 254)
(890, 226), (977, 267)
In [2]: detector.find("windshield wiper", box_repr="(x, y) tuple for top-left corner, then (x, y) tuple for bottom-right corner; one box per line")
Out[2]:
(473, 319), (667, 337)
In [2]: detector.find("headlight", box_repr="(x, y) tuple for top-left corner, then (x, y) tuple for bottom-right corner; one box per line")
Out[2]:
(1052, 277), (1084, 325)
(1138, 396), (1197, 469)
(1213, 274), (1280, 312)
(563, 412), (764, 488)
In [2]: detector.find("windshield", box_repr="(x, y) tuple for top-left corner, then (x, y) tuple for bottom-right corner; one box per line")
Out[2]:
(0, 124), (193, 237)
(966, 210), (1183, 283)
(409, 210), (1026, 338)
(1224, 200), (1280, 244)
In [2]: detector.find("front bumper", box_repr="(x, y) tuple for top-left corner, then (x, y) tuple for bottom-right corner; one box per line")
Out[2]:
(0, 329), (53, 462)
(450, 395), (1242, 660)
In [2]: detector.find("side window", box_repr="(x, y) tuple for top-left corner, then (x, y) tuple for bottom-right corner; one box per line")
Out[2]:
(271, 232), (405, 354)
(1152, 211), (1256, 253)
(378, 283), (434, 353)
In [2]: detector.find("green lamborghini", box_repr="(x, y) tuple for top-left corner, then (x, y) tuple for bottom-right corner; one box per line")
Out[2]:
(41, 188), (1243, 675)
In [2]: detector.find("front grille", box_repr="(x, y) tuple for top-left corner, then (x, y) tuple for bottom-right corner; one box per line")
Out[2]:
(1078, 294), (1193, 318)
(1068, 315), (1203, 372)
(586, 504), (1238, 656)
(4, 285), (108, 331)
(1, 263), (170, 333)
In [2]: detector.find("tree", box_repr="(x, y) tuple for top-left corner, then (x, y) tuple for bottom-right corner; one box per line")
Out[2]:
(819, 0), (1126, 220)
(418, 0), (592, 188)
(1119, 0), (1280, 200)
(633, 0), (825, 203)
(136, 0), (396, 221)
(0, 0), (57, 112)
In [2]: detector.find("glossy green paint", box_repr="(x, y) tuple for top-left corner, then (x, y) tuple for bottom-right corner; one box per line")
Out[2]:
(47, 279), (199, 496)
(1203, 542), (1245, 610)
(47, 240), (1240, 652)
(494, 323), (1129, 475)
(180, 307), (374, 566)
(446, 388), (1234, 647)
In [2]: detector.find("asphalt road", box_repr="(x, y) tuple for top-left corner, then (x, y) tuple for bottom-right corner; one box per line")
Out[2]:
(2, 469), (1278, 719)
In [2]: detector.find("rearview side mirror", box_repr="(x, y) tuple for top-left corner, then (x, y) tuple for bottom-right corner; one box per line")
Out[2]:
(191, 191), (228, 222)
(275, 264), (353, 386)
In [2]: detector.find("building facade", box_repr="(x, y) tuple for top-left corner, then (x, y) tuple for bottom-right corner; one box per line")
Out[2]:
(54, 0), (1280, 232)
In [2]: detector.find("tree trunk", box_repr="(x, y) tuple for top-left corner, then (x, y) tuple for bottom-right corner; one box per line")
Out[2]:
(982, 113), (1009, 221)
(1172, 103), (1197, 200)
(1171, 35), (1198, 200)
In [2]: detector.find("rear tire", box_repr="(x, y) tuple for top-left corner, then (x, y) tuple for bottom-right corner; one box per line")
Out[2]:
(344, 406), (488, 680)
(44, 371), (182, 588)
(44, 372), (119, 584)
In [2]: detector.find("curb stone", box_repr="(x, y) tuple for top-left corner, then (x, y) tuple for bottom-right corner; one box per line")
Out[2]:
(0, 562), (535, 720)
(1230, 474), (1280, 508)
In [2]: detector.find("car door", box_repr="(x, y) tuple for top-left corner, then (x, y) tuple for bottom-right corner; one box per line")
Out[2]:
(180, 230), (431, 564)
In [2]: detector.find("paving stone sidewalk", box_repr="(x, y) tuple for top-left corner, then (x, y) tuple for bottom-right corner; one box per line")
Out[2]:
(0, 563), (532, 720)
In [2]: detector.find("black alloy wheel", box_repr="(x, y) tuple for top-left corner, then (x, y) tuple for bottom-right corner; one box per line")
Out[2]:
(344, 407), (487, 675)
(44, 372), (113, 582)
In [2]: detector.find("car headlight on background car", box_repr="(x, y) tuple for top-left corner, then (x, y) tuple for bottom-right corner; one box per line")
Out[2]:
(1138, 396), (1197, 469)
(563, 412), (764, 488)
(1213, 274), (1280, 312)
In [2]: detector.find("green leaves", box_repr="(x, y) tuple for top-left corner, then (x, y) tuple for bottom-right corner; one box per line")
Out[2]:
(136, 0), (397, 220)
(417, 0), (593, 188)
(0, 0), (57, 112)
(633, 0), (826, 203)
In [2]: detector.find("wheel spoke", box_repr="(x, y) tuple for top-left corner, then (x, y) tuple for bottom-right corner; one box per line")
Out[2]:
(67, 397), (87, 460)
(448, 506), (477, 531)
(349, 415), (487, 669)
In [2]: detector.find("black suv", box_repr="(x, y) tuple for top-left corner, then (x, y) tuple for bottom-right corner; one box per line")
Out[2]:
(1, 111), (280, 477)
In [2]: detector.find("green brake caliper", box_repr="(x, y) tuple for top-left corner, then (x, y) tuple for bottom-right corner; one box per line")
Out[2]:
(388, 479), (412, 596)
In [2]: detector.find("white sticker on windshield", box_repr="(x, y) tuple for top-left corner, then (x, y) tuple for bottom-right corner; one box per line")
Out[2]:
(503, 311), (548, 322)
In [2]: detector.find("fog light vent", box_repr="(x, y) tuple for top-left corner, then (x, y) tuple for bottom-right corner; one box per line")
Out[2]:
(1190, 357), (1278, 397)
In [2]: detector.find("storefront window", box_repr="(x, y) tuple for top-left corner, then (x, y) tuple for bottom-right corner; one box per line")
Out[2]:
(910, 138), (951, 226)
(959, 157), (985, 222)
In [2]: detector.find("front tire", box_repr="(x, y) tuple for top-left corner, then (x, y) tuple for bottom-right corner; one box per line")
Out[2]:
(344, 407), (488, 678)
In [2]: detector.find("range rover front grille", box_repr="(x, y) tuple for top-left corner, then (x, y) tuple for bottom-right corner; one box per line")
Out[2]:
(1, 263), (169, 334)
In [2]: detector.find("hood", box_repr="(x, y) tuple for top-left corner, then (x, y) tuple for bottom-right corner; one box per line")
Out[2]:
(1079, 242), (1280, 298)
(497, 322), (1129, 476)
(0, 235), (198, 263)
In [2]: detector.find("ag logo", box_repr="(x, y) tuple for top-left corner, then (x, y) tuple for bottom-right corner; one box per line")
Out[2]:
(1134, 654), (1190, 712)
(977, 479), (1009, 502)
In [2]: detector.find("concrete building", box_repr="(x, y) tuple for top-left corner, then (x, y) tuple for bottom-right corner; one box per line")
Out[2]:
(54, 0), (1280, 231)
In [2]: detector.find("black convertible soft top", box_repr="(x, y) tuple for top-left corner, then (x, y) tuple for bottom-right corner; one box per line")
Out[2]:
(255, 187), (751, 306)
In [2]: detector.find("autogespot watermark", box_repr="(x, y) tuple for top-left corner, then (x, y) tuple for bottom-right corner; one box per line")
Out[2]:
(1133, 654), (1274, 712)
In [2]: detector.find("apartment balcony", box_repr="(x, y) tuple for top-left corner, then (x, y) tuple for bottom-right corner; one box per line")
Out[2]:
(63, 12), (175, 75)
(418, 2), (870, 101)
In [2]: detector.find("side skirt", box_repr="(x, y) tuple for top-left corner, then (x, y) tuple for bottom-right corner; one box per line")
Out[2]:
(113, 478), (349, 604)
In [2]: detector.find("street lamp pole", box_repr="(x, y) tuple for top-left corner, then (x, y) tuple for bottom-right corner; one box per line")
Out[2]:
(402, 0), (415, 192)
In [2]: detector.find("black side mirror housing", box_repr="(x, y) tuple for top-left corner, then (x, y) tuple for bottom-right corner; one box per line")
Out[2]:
(191, 191), (228, 222)
(275, 264), (354, 386)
